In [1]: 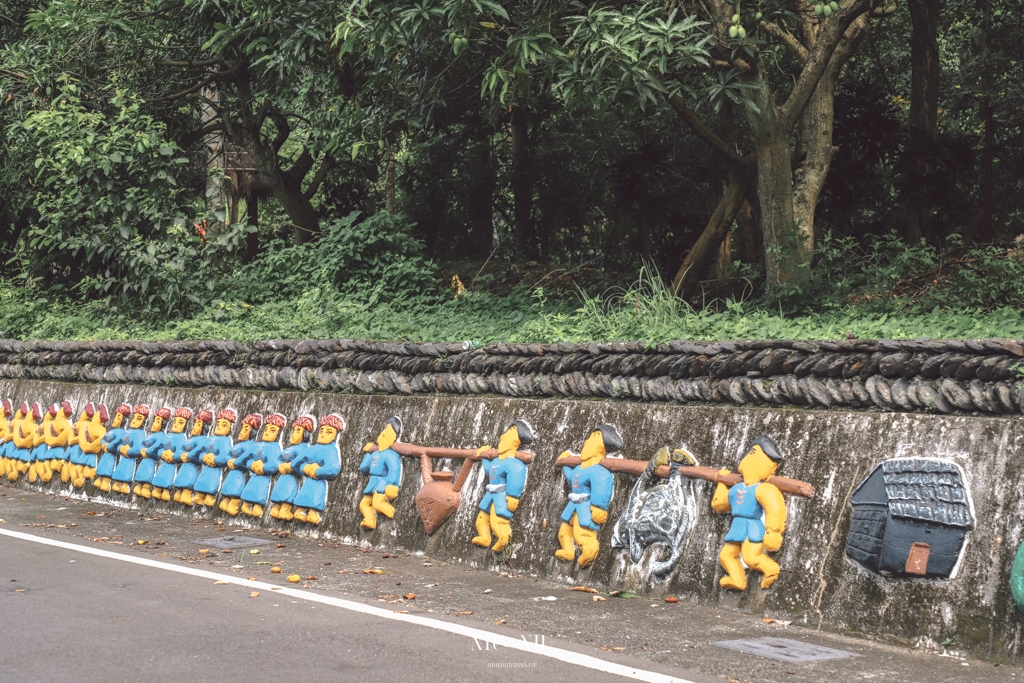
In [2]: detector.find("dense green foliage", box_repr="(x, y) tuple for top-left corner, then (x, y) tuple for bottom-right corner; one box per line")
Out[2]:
(2, 0), (1024, 342)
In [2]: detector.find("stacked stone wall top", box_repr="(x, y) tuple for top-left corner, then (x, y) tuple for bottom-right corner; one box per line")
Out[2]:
(2, 337), (1024, 415)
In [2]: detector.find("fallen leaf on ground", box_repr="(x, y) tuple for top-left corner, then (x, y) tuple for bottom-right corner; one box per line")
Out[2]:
(664, 596), (679, 603)
(571, 586), (598, 593)
(592, 595), (606, 602)
(250, 549), (260, 554)
(306, 576), (318, 581)
(612, 647), (625, 651)
(137, 540), (148, 545)
(453, 611), (473, 615)
(214, 581), (229, 585)
(276, 543), (286, 548)
(248, 577), (258, 581)
(394, 610), (409, 614)
(404, 593), (416, 600)
(221, 549), (232, 554)
(249, 591), (259, 598)
(483, 589), (492, 594)
(364, 569), (383, 575)
(199, 549), (210, 554)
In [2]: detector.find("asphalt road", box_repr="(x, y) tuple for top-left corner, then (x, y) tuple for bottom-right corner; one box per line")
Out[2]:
(0, 531), (699, 683)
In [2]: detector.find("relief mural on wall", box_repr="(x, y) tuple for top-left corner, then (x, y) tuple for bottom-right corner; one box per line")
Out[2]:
(846, 458), (975, 579)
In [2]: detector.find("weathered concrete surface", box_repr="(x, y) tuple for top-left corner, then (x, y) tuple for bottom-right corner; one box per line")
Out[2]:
(3, 377), (1024, 660)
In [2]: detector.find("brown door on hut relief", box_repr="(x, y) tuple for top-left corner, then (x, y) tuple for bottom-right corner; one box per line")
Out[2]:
(906, 542), (931, 575)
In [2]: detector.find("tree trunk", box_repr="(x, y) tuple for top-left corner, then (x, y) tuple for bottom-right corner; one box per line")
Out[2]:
(905, 0), (940, 243)
(793, 69), (838, 252)
(510, 107), (533, 258)
(908, 0), (940, 134)
(245, 195), (259, 263)
(670, 174), (752, 299)
(734, 198), (763, 268)
(978, 17), (995, 245)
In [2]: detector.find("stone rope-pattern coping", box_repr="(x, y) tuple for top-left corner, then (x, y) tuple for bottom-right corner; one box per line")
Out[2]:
(1, 338), (1024, 416)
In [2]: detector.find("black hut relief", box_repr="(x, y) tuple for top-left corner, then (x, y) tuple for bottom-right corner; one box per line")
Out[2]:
(846, 458), (975, 579)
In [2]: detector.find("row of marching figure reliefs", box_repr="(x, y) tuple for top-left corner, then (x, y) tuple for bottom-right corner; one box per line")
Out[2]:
(0, 399), (344, 526)
(1, 395), (995, 596)
(1, 338), (1024, 415)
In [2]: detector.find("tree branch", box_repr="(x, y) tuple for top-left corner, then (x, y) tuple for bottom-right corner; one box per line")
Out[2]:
(149, 75), (220, 103)
(303, 154), (336, 199)
(179, 121), (225, 150)
(157, 58), (223, 68)
(286, 149), (315, 186)
(760, 21), (808, 62)
(271, 116), (291, 153)
(665, 90), (753, 172)
(778, 0), (874, 131)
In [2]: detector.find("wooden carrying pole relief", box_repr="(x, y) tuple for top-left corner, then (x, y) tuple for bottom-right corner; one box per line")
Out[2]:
(555, 456), (815, 499)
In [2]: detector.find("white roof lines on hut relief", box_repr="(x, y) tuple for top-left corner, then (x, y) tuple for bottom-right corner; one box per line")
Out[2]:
(880, 459), (975, 530)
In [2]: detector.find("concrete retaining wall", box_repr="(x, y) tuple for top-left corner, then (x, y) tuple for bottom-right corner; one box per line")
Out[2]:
(3, 376), (1023, 661)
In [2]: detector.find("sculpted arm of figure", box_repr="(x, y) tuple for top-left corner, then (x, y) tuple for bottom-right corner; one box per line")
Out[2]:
(358, 451), (373, 475)
(311, 446), (341, 480)
(588, 469), (615, 526)
(383, 450), (401, 499)
(711, 469), (732, 514)
(505, 462), (527, 513)
(756, 483), (787, 552)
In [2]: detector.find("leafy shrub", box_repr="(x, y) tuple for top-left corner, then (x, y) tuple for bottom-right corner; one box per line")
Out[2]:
(224, 211), (438, 305)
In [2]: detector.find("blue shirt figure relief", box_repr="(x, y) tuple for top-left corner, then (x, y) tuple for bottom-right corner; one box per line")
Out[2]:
(193, 409), (238, 506)
(94, 404), (132, 493)
(268, 415), (315, 522)
(358, 416), (404, 531)
(172, 409), (213, 507)
(239, 412), (287, 519)
(111, 406), (150, 495)
(291, 413), (346, 525)
(554, 424), (623, 568)
(471, 419), (535, 554)
(151, 409), (192, 502)
(218, 413), (264, 516)
(131, 407), (171, 498)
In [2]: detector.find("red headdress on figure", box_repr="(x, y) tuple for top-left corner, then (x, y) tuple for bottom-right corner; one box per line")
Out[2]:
(133, 404), (151, 417)
(174, 407), (194, 421)
(266, 413), (286, 428)
(292, 415), (315, 433)
(196, 410), (214, 424)
(320, 413), (346, 431)
(241, 413), (263, 430)
(217, 408), (238, 423)
(156, 407), (172, 420)
(115, 404), (132, 418)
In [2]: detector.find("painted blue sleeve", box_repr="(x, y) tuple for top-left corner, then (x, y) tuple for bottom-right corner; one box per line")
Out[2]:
(562, 465), (575, 482)
(358, 451), (373, 475)
(506, 460), (528, 499)
(384, 450), (402, 487)
(127, 431), (146, 457)
(212, 437), (234, 465)
(234, 443), (258, 468)
(589, 467), (615, 510)
(315, 444), (342, 480)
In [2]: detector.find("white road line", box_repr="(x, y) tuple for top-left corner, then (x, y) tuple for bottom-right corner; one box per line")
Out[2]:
(0, 527), (694, 683)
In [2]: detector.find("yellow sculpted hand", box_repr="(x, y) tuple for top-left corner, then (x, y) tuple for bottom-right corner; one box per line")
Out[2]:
(250, 461), (265, 475)
(384, 485), (399, 500)
(278, 462), (292, 475)
(202, 454), (216, 467)
(161, 450), (175, 463)
(763, 530), (783, 553)
(139, 449), (148, 459)
(302, 464), (319, 479)
(557, 450), (573, 462)
(506, 496), (520, 513)
(226, 458), (235, 470)
(362, 442), (375, 453)
(590, 506), (608, 525)
(475, 445), (491, 458)
(119, 445), (129, 456)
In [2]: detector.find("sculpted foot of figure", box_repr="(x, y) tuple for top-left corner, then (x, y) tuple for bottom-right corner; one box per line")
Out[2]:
(490, 516), (511, 554)
(554, 522), (576, 562)
(294, 507), (309, 522)
(173, 489), (183, 503)
(359, 495), (377, 530)
(278, 503), (294, 521)
(240, 502), (253, 516)
(269, 503), (282, 519)
(218, 498), (229, 513)
(140, 484), (152, 499)
(180, 489), (194, 506)
(251, 504), (263, 517)
(133, 484), (145, 497)
(472, 511), (492, 548)
(161, 489), (171, 502)
(205, 494), (217, 507)
(371, 492), (395, 518)
(306, 510), (321, 525)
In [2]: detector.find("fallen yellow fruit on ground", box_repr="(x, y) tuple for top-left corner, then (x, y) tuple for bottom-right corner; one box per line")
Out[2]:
(270, 566), (282, 574)
(287, 574), (301, 583)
